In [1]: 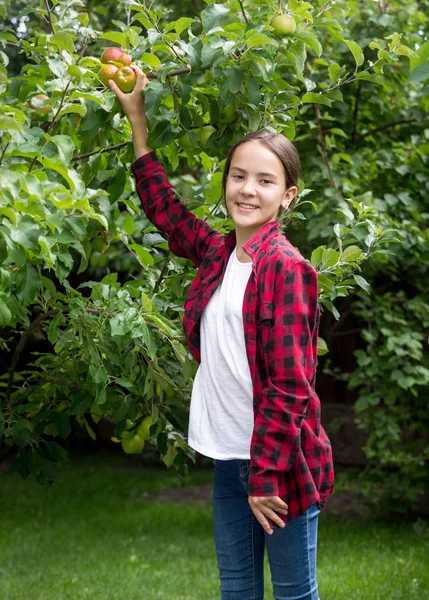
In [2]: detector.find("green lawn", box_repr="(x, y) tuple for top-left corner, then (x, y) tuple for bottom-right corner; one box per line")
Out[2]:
(0, 452), (428, 600)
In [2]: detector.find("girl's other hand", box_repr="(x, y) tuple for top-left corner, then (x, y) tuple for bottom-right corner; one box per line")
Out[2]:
(108, 65), (149, 126)
(248, 495), (288, 535)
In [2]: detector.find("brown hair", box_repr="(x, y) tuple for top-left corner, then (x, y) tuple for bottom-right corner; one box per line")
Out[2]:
(221, 130), (301, 222)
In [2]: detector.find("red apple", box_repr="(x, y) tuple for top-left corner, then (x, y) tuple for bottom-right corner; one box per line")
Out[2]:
(98, 63), (119, 86)
(114, 66), (136, 93)
(101, 47), (132, 67)
(29, 94), (52, 114)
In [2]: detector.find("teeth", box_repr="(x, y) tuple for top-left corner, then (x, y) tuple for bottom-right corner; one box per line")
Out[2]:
(238, 203), (257, 209)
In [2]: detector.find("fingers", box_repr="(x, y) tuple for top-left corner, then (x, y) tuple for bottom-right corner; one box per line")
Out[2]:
(248, 496), (288, 535)
(108, 78), (123, 98)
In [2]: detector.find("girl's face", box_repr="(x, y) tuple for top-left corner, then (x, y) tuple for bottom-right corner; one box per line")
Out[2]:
(225, 140), (297, 237)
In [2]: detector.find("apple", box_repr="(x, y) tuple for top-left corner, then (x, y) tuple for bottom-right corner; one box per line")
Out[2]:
(98, 63), (118, 87)
(220, 104), (236, 124)
(92, 236), (109, 253)
(114, 66), (136, 93)
(178, 132), (193, 150)
(137, 416), (152, 441)
(121, 434), (145, 455)
(196, 125), (216, 147)
(271, 14), (296, 37)
(29, 94), (52, 114)
(101, 47), (132, 67)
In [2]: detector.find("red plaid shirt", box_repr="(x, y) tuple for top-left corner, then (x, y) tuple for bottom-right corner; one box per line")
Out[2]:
(132, 151), (334, 522)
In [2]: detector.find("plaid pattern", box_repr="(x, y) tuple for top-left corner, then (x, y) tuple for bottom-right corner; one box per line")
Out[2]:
(132, 152), (334, 522)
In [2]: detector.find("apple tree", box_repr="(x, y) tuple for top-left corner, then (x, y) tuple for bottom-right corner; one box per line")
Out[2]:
(0, 0), (418, 484)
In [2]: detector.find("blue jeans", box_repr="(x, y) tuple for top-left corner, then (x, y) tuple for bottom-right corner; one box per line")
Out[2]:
(213, 459), (321, 600)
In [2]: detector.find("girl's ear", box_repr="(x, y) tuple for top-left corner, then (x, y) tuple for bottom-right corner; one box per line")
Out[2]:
(281, 186), (298, 210)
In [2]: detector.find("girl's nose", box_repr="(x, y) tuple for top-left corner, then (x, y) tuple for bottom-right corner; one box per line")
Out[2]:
(241, 179), (257, 195)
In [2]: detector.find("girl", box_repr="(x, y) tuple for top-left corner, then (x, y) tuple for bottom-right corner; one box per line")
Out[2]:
(110, 67), (334, 600)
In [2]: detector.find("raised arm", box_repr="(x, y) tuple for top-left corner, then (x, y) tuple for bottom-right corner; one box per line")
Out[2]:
(109, 67), (223, 267)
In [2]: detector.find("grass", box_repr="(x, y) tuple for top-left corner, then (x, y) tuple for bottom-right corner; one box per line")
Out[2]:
(0, 452), (428, 600)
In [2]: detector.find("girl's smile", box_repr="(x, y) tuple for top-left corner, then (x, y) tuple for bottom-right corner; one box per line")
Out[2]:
(225, 140), (297, 241)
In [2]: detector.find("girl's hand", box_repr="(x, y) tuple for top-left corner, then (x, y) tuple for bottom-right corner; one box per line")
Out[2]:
(108, 65), (149, 126)
(248, 495), (288, 535)
(109, 65), (152, 158)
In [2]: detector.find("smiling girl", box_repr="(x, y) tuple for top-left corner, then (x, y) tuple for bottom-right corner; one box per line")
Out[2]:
(110, 67), (334, 600)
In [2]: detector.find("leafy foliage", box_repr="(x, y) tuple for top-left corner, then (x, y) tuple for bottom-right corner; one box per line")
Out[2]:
(0, 0), (427, 496)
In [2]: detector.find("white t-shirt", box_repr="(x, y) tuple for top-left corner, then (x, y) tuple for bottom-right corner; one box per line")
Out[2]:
(188, 248), (254, 460)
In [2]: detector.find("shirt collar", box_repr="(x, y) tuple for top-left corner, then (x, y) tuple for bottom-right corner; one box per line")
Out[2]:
(224, 221), (280, 260)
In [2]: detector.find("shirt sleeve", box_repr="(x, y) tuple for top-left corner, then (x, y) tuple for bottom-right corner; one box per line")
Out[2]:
(248, 260), (320, 497)
(131, 151), (223, 267)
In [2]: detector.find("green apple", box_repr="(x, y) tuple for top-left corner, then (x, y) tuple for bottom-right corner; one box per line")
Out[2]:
(196, 125), (216, 147)
(178, 132), (193, 150)
(271, 14), (296, 37)
(220, 104), (236, 124)
(121, 434), (145, 454)
(137, 416), (152, 441)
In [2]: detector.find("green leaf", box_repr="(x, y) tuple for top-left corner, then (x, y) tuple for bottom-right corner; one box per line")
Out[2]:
(407, 60), (429, 84)
(123, 215), (136, 235)
(226, 66), (244, 93)
(50, 32), (75, 53)
(355, 72), (385, 86)
(175, 17), (196, 35)
(328, 63), (343, 83)
(353, 274), (371, 292)
(321, 248), (339, 267)
(0, 115), (22, 131)
(245, 33), (276, 50)
(302, 92), (332, 106)
(317, 337), (329, 356)
(294, 30), (322, 57)
(101, 32), (128, 47)
(84, 417), (97, 441)
(344, 39), (364, 68)
(140, 53), (162, 69)
(310, 246), (324, 268)
(16, 265), (41, 306)
(342, 245), (363, 262)
(201, 4), (231, 32)
(0, 297), (11, 326)
(128, 243), (155, 267)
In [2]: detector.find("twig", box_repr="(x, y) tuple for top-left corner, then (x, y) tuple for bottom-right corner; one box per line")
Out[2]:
(153, 252), (171, 292)
(44, 0), (55, 34)
(141, 5), (187, 65)
(238, 0), (249, 24)
(71, 142), (129, 162)
(312, 103), (343, 199)
(28, 36), (90, 172)
(351, 82), (361, 144)
(0, 140), (10, 167)
(5, 308), (65, 406)
(355, 118), (417, 142)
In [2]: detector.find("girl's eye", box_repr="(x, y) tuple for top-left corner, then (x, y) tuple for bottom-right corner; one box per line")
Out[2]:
(261, 179), (272, 185)
(232, 174), (244, 180)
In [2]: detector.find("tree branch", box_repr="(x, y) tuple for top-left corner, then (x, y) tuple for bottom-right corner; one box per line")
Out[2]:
(44, 0), (55, 34)
(237, 0), (249, 24)
(355, 118), (417, 141)
(0, 140), (10, 167)
(5, 309), (65, 407)
(351, 82), (361, 144)
(71, 141), (129, 162)
(312, 103), (343, 199)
